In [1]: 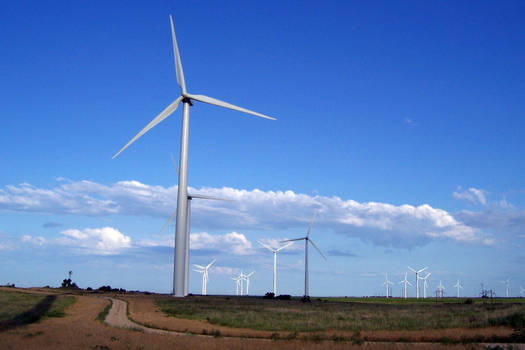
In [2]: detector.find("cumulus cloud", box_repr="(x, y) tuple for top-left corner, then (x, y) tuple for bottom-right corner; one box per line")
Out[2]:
(0, 179), (488, 248)
(190, 231), (252, 255)
(453, 187), (488, 205)
(58, 227), (131, 255)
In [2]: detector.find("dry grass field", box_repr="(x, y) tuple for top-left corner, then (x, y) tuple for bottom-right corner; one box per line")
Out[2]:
(1, 287), (524, 349)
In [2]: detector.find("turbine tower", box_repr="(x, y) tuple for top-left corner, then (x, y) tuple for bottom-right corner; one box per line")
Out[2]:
(112, 15), (275, 297)
(420, 272), (431, 298)
(399, 272), (412, 299)
(257, 241), (292, 295)
(232, 276), (241, 296)
(283, 213), (327, 297)
(408, 266), (428, 299)
(160, 155), (226, 295)
(453, 279), (463, 298)
(383, 273), (394, 298)
(501, 279), (510, 297)
(193, 259), (215, 295)
(520, 286), (525, 297)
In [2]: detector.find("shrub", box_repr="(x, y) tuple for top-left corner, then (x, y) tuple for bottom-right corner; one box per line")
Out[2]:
(277, 294), (291, 300)
(263, 292), (275, 299)
(464, 298), (474, 304)
(301, 295), (311, 303)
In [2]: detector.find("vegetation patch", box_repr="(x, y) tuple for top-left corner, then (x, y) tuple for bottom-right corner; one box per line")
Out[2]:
(0, 290), (74, 331)
(156, 295), (525, 333)
(97, 298), (113, 323)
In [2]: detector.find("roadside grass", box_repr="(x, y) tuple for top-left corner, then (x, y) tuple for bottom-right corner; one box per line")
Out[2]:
(0, 290), (75, 330)
(97, 298), (113, 323)
(156, 295), (525, 333)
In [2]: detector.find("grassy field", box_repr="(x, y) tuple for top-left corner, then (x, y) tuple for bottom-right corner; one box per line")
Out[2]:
(157, 295), (525, 333)
(0, 289), (75, 330)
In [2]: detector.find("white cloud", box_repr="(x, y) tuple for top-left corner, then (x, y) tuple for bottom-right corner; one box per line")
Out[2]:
(190, 231), (252, 255)
(58, 227), (131, 255)
(21, 235), (46, 246)
(453, 187), (488, 205)
(0, 179), (489, 248)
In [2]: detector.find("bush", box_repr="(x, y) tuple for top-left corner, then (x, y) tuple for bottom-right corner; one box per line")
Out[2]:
(277, 294), (291, 300)
(301, 295), (311, 303)
(464, 298), (474, 304)
(61, 279), (79, 289)
(263, 292), (275, 299)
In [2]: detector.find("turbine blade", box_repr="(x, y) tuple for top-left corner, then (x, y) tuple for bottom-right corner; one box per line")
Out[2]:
(207, 259), (216, 268)
(257, 240), (275, 252)
(275, 242), (292, 252)
(407, 281), (413, 286)
(306, 212), (317, 238)
(169, 15), (186, 94)
(193, 264), (206, 269)
(281, 237), (306, 243)
(112, 97), (182, 159)
(419, 267), (429, 273)
(159, 209), (177, 233)
(308, 239), (327, 260)
(170, 154), (179, 175)
(407, 266), (416, 273)
(188, 194), (228, 201)
(186, 93), (275, 120)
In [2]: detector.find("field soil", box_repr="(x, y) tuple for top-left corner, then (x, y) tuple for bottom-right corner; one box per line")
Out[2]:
(0, 287), (523, 349)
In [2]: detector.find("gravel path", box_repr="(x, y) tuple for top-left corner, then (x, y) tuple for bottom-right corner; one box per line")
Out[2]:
(104, 298), (178, 335)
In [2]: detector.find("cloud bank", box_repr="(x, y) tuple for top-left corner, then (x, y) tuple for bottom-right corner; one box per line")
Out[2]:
(0, 179), (493, 248)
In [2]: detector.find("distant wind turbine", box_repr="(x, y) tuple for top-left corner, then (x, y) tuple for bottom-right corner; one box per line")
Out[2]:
(408, 266), (428, 299)
(501, 279), (510, 297)
(383, 273), (394, 298)
(112, 15), (275, 297)
(419, 272), (431, 298)
(282, 213), (327, 297)
(453, 279), (463, 298)
(436, 280), (445, 298)
(520, 286), (525, 297)
(244, 271), (255, 295)
(399, 272), (412, 299)
(258, 241), (292, 295)
(232, 276), (242, 296)
(193, 259), (215, 295)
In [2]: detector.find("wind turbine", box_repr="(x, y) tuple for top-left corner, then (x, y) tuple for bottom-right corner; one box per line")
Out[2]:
(501, 279), (510, 297)
(436, 280), (445, 298)
(408, 266), (428, 299)
(383, 273), (394, 298)
(399, 272), (412, 299)
(160, 155), (227, 295)
(193, 259), (215, 295)
(282, 213), (327, 297)
(258, 241), (292, 295)
(419, 272), (431, 298)
(520, 286), (525, 297)
(244, 271), (255, 295)
(453, 279), (463, 298)
(232, 276), (241, 296)
(112, 15), (275, 297)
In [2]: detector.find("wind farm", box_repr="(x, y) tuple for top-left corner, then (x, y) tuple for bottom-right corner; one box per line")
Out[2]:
(3, 2), (525, 349)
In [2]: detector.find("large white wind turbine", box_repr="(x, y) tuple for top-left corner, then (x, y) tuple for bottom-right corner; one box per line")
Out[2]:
(258, 241), (292, 296)
(232, 276), (241, 296)
(383, 273), (394, 298)
(420, 272), (431, 298)
(244, 271), (255, 295)
(283, 213), (327, 297)
(501, 279), (510, 297)
(408, 266), (428, 299)
(453, 279), (463, 298)
(193, 259), (215, 295)
(112, 15), (275, 297)
(399, 272), (412, 299)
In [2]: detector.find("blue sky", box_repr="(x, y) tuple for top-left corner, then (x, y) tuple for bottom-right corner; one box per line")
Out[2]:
(1, 1), (525, 297)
